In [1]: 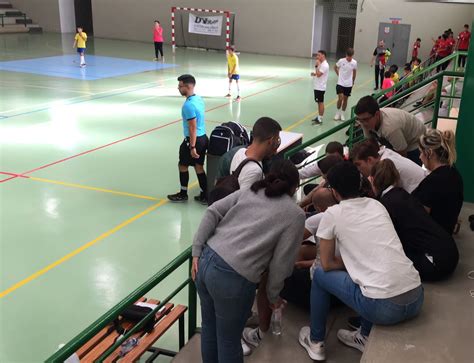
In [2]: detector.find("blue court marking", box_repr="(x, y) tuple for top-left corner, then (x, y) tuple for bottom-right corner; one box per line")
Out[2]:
(0, 55), (177, 80)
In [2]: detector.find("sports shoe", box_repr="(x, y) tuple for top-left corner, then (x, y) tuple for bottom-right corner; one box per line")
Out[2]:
(225, 93), (232, 97)
(194, 193), (208, 205)
(167, 192), (188, 202)
(312, 116), (322, 125)
(340, 113), (345, 121)
(347, 316), (361, 330)
(337, 328), (367, 353)
(80, 63), (86, 68)
(373, 87), (378, 91)
(334, 111), (341, 121)
(242, 327), (263, 349)
(154, 58), (159, 61)
(235, 95), (241, 100)
(241, 339), (251, 356)
(299, 326), (326, 361)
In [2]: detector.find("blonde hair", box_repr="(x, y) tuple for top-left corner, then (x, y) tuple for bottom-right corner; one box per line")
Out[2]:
(370, 159), (400, 196)
(419, 129), (457, 166)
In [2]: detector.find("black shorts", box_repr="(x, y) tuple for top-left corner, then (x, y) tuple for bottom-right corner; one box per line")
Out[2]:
(313, 90), (325, 103)
(336, 85), (352, 97)
(179, 135), (208, 166)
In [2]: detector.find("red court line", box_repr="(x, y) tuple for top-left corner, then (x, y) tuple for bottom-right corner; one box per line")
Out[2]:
(0, 171), (29, 178)
(4, 76), (304, 181)
(0, 176), (18, 183)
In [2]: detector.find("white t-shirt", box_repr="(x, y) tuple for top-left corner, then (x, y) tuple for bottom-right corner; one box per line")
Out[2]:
(299, 161), (321, 180)
(379, 147), (426, 193)
(230, 148), (264, 190)
(336, 58), (357, 87)
(317, 198), (421, 299)
(313, 60), (329, 91)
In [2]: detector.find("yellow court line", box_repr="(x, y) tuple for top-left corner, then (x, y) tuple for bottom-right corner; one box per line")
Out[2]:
(28, 177), (160, 201)
(0, 181), (199, 299)
(284, 78), (373, 132)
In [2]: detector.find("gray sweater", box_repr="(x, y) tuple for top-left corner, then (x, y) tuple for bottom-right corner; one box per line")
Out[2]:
(192, 189), (305, 303)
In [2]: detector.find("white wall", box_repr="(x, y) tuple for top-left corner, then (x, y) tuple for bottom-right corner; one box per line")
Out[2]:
(58, 0), (75, 33)
(354, 0), (474, 63)
(312, 3), (323, 54)
(91, 0), (315, 57)
(9, 0), (61, 32)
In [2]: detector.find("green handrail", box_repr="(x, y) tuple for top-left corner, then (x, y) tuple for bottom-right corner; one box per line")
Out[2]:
(284, 69), (464, 160)
(46, 246), (196, 362)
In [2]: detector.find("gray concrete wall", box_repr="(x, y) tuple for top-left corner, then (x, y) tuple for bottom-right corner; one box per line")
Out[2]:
(91, 0), (315, 57)
(354, 0), (474, 63)
(10, 0), (61, 32)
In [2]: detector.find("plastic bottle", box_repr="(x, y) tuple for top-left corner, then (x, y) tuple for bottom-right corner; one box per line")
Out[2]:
(119, 337), (139, 357)
(271, 307), (282, 335)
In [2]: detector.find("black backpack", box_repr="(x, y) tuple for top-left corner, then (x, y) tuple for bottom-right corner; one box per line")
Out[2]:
(208, 121), (250, 156)
(208, 158), (263, 206)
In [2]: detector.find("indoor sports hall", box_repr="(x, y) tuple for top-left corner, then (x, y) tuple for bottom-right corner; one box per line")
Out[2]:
(0, 1), (473, 362)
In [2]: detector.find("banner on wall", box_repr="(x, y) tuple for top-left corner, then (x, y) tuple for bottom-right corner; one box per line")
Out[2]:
(188, 14), (223, 36)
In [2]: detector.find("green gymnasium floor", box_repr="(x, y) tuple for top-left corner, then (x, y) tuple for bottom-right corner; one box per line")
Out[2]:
(0, 32), (374, 362)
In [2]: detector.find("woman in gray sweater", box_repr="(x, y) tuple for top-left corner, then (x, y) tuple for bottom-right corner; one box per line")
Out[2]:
(191, 160), (305, 363)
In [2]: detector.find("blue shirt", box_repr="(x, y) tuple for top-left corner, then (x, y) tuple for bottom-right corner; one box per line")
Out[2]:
(181, 94), (206, 137)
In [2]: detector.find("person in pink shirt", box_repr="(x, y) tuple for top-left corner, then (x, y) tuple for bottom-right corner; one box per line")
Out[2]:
(381, 70), (395, 101)
(153, 20), (164, 61)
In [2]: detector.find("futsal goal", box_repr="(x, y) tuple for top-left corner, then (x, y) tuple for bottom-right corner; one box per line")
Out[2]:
(171, 6), (235, 52)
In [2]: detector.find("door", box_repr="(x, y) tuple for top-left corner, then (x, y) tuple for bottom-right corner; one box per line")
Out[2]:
(378, 22), (411, 66)
(74, 0), (93, 34)
(336, 17), (356, 58)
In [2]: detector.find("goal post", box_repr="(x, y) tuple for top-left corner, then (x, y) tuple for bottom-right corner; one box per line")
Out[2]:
(171, 6), (233, 52)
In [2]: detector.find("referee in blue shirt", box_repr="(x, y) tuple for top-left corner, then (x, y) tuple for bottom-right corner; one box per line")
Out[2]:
(167, 74), (209, 204)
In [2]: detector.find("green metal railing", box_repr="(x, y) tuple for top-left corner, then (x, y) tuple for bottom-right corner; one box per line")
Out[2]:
(285, 51), (466, 165)
(46, 246), (196, 362)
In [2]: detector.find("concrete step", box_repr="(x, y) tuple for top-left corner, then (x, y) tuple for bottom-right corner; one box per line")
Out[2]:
(0, 3), (12, 9)
(0, 24), (29, 33)
(27, 24), (42, 33)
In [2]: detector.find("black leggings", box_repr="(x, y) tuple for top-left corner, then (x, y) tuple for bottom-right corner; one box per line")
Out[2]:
(154, 42), (163, 58)
(436, 55), (449, 72)
(408, 251), (458, 282)
(375, 65), (384, 89)
(458, 53), (467, 68)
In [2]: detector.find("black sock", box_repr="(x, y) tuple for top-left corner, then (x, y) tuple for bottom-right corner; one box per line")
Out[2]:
(197, 172), (208, 196)
(179, 171), (189, 195)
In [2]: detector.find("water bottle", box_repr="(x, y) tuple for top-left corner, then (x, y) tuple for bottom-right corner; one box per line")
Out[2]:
(119, 337), (139, 357)
(271, 307), (283, 336)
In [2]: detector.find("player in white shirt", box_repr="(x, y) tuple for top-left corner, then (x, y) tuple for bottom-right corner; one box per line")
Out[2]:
(311, 50), (330, 125)
(334, 48), (357, 121)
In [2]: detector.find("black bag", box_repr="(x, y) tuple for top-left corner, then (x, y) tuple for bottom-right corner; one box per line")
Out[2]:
(208, 158), (262, 205)
(113, 304), (157, 334)
(208, 121), (250, 156)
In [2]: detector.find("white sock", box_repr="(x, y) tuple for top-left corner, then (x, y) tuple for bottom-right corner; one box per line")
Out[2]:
(237, 84), (240, 96)
(80, 55), (85, 65)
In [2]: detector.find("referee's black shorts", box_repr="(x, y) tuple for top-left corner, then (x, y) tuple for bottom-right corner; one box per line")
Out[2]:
(179, 135), (208, 166)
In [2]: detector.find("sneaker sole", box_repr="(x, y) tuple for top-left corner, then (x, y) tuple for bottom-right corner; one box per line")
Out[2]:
(336, 333), (365, 353)
(167, 198), (188, 203)
(298, 335), (325, 361)
(242, 334), (260, 349)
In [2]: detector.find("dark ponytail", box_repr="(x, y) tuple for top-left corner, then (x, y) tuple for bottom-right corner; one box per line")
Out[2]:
(251, 159), (299, 198)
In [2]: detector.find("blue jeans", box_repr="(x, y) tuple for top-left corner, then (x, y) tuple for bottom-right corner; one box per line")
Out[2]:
(310, 267), (424, 341)
(195, 246), (257, 363)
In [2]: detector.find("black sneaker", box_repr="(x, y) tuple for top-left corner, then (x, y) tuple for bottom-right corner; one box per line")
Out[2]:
(347, 316), (361, 330)
(167, 192), (188, 202)
(312, 116), (322, 125)
(194, 193), (208, 205)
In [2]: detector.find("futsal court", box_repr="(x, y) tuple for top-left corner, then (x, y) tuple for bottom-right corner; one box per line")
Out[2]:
(0, 32), (376, 361)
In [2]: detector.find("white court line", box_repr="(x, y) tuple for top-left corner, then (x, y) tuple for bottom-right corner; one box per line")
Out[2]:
(0, 81), (94, 95)
(124, 95), (159, 106)
(0, 77), (177, 115)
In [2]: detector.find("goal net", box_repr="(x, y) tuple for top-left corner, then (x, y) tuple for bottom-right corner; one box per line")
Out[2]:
(171, 6), (235, 51)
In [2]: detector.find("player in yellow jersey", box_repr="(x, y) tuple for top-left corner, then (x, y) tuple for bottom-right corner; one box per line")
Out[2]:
(73, 26), (88, 67)
(225, 45), (240, 100)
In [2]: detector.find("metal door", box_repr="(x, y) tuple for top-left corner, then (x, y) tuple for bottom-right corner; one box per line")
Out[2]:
(336, 17), (356, 58)
(378, 22), (411, 66)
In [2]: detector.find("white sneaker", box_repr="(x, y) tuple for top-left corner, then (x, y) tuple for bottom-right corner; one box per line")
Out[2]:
(298, 326), (326, 361)
(80, 63), (86, 68)
(337, 328), (367, 353)
(340, 113), (345, 121)
(242, 327), (263, 349)
(241, 339), (251, 356)
(334, 110), (341, 121)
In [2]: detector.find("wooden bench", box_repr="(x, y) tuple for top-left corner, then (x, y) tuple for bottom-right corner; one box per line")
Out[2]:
(361, 203), (473, 363)
(74, 297), (187, 362)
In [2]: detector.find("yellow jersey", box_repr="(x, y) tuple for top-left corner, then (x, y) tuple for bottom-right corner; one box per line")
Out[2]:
(391, 72), (400, 83)
(227, 53), (239, 74)
(75, 32), (87, 48)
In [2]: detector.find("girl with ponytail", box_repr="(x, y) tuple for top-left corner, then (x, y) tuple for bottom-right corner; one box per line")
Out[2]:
(413, 129), (464, 234)
(191, 159), (305, 362)
(371, 159), (459, 281)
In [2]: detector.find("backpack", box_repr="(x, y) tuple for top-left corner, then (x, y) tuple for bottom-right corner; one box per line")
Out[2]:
(208, 158), (263, 206)
(208, 121), (250, 156)
(216, 145), (246, 179)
